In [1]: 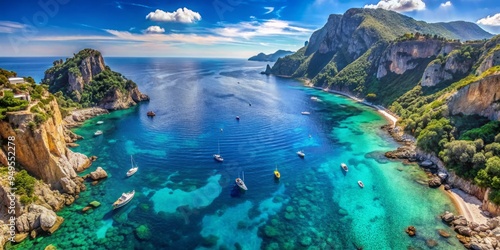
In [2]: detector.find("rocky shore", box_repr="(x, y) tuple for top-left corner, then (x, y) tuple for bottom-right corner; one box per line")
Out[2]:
(306, 84), (499, 249)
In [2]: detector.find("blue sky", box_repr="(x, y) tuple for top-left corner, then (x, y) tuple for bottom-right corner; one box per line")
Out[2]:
(1, 0), (500, 57)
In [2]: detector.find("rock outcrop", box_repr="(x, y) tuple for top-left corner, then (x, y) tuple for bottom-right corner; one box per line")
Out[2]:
(442, 211), (500, 249)
(88, 167), (108, 181)
(447, 73), (500, 121)
(0, 99), (91, 190)
(43, 48), (149, 110)
(377, 39), (458, 78)
(421, 48), (475, 86)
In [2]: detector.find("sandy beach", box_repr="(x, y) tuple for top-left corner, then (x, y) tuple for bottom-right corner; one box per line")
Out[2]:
(448, 188), (489, 224)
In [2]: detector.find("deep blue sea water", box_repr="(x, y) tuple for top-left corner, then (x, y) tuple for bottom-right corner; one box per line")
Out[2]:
(2, 57), (461, 249)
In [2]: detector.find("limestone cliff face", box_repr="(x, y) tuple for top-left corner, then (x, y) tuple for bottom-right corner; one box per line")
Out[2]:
(0, 99), (91, 190)
(78, 53), (105, 84)
(421, 50), (475, 86)
(447, 73), (500, 120)
(377, 39), (458, 78)
(475, 35), (500, 75)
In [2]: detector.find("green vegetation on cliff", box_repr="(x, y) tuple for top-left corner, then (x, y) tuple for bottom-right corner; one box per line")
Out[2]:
(43, 48), (147, 110)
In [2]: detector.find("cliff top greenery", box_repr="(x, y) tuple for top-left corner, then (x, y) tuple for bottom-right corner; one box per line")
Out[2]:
(346, 8), (492, 42)
(42, 48), (139, 110)
(0, 68), (55, 124)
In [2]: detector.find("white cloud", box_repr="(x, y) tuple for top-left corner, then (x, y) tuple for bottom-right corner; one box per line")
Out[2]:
(0, 21), (27, 33)
(477, 13), (500, 26)
(146, 8), (201, 23)
(213, 20), (312, 40)
(364, 0), (426, 12)
(264, 7), (274, 14)
(440, 1), (452, 8)
(144, 26), (165, 34)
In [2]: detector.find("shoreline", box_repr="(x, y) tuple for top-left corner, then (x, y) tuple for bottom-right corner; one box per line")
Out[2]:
(306, 82), (490, 224)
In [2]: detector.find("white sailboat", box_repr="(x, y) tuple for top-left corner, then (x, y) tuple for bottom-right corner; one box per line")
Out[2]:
(236, 171), (248, 190)
(213, 140), (224, 162)
(127, 156), (138, 177)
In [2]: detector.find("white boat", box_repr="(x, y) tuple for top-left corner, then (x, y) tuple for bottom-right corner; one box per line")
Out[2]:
(301, 111), (310, 115)
(214, 140), (224, 162)
(127, 156), (138, 177)
(235, 177), (248, 190)
(96, 121), (104, 124)
(297, 150), (305, 158)
(236, 116), (240, 120)
(358, 181), (364, 188)
(311, 96), (320, 101)
(94, 130), (103, 136)
(112, 190), (135, 209)
(341, 163), (348, 172)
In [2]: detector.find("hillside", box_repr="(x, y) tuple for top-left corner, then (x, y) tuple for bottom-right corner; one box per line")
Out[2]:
(43, 48), (149, 110)
(248, 50), (294, 62)
(269, 7), (500, 215)
(271, 8), (493, 80)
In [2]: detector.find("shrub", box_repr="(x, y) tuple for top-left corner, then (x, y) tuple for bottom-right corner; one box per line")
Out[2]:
(13, 170), (36, 197)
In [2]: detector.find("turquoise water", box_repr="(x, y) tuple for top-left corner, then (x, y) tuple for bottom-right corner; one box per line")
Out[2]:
(6, 58), (460, 249)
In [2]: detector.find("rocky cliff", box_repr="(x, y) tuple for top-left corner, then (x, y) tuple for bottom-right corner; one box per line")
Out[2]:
(377, 39), (458, 78)
(447, 73), (500, 121)
(0, 99), (90, 191)
(270, 8), (492, 80)
(43, 48), (149, 110)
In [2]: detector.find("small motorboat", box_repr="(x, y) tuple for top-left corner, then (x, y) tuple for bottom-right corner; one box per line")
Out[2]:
(94, 130), (103, 136)
(249, 103), (252, 106)
(235, 177), (248, 190)
(358, 181), (364, 188)
(301, 111), (310, 115)
(113, 190), (135, 209)
(311, 96), (320, 101)
(147, 111), (156, 117)
(341, 163), (348, 172)
(96, 121), (104, 125)
(236, 116), (240, 120)
(297, 150), (305, 158)
(274, 166), (280, 179)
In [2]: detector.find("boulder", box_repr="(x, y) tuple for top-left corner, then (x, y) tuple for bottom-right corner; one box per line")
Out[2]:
(437, 171), (448, 181)
(453, 216), (468, 226)
(60, 177), (77, 195)
(488, 217), (500, 230)
(47, 216), (64, 234)
(428, 176), (442, 188)
(39, 210), (57, 231)
(82, 206), (92, 213)
(438, 229), (451, 238)
(89, 167), (108, 180)
(406, 226), (417, 237)
(13, 233), (28, 243)
(456, 226), (473, 237)
(420, 160), (434, 167)
(441, 211), (455, 223)
(384, 146), (416, 160)
(477, 224), (490, 232)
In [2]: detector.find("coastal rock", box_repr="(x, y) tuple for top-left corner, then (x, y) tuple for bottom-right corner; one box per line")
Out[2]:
(0, 98), (90, 191)
(420, 160), (434, 168)
(47, 216), (64, 234)
(441, 211), (455, 223)
(89, 201), (101, 208)
(437, 171), (448, 181)
(60, 177), (78, 195)
(89, 167), (108, 180)
(405, 226), (417, 237)
(15, 205), (57, 233)
(63, 107), (109, 128)
(13, 233), (28, 243)
(438, 229), (451, 238)
(487, 217), (500, 229)
(428, 176), (442, 188)
(384, 146), (416, 160)
(456, 226), (473, 237)
(453, 216), (469, 227)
